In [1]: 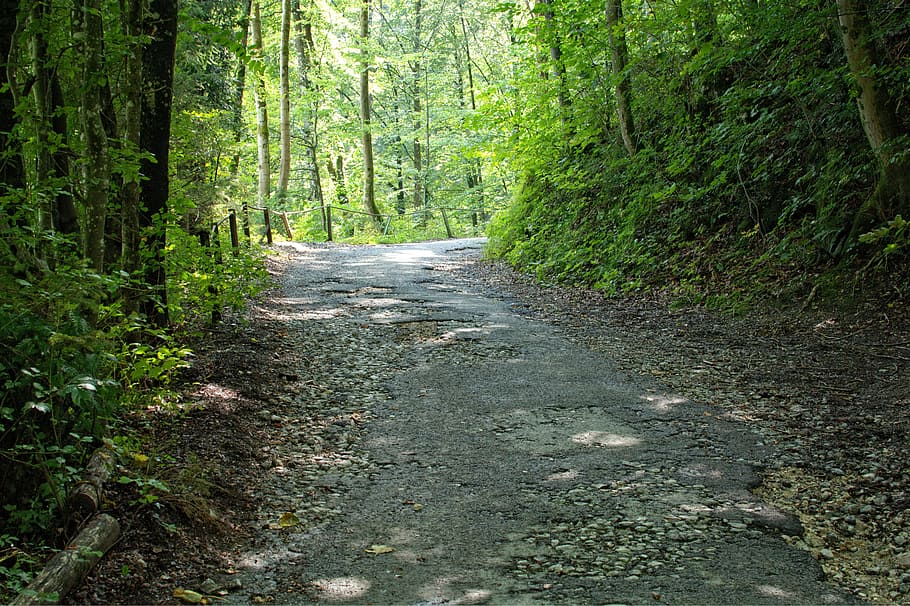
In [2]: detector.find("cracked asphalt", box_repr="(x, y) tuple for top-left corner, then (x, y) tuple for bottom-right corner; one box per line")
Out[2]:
(224, 238), (859, 605)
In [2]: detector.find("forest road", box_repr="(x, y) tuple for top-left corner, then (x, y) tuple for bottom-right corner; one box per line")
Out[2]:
(224, 238), (859, 605)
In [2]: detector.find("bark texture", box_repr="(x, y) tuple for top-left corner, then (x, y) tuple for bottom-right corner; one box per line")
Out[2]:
(252, 1), (271, 207)
(277, 0), (292, 198)
(606, 0), (638, 156)
(78, 0), (110, 271)
(360, 0), (380, 219)
(139, 0), (178, 326)
(837, 0), (910, 230)
(12, 514), (120, 605)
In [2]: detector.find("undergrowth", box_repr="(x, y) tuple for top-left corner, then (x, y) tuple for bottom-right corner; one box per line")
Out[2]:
(0, 228), (271, 602)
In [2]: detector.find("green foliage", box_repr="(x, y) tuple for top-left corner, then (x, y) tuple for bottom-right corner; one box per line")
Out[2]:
(486, 0), (909, 305)
(0, 254), (122, 531)
(165, 223), (272, 328)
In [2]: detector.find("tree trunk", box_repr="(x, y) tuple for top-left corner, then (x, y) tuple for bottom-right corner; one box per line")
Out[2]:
(29, 0), (78, 238)
(411, 0), (423, 209)
(50, 76), (78, 235)
(458, 6), (485, 216)
(0, 0), (23, 199)
(67, 448), (116, 521)
(138, 0), (178, 327)
(606, 0), (638, 156)
(77, 0), (110, 271)
(360, 0), (380, 219)
(12, 514), (120, 605)
(29, 0), (53, 233)
(252, 1), (271, 208)
(540, 0), (569, 118)
(277, 0), (291, 199)
(686, 0), (722, 120)
(293, 0), (326, 225)
(836, 0), (910, 230)
(120, 0), (144, 305)
(230, 0), (253, 240)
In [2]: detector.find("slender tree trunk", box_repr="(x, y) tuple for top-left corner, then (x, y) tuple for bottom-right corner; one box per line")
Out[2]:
(686, 0), (722, 120)
(120, 0), (144, 299)
(360, 0), (380, 219)
(606, 0), (638, 156)
(327, 155), (348, 206)
(77, 0), (110, 271)
(29, 0), (77, 238)
(230, 0), (253, 240)
(293, 0), (326, 224)
(252, 1), (271, 207)
(29, 0), (53, 233)
(458, 5), (485, 216)
(411, 0), (423, 209)
(139, 0), (178, 327)
(50, 76), (78, 234)
(277, 0), (291, 199)
(837, 0), (910, 229)
(0, 0), (23, 199)
(540, 0), (569, 118)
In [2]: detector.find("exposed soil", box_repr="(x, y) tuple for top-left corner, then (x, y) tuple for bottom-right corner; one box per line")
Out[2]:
(66, 241), (909, 604)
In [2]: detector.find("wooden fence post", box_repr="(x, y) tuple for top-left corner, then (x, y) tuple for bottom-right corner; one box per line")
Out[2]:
(441, 208), (454, 239)
(325, 205), (333, 242)
(199, 228), (221, 326)
(281, 211), (293, 241)
(229, 209), (239, 255)
(263, 208), (273, 244)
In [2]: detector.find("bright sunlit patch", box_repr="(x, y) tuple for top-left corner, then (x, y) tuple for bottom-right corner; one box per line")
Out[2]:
(382, 247), (437, 264)
(312, 577), (371, 601)
(757, 584), (795, 599)
(458, 589), (493, 603)
(571, 431), (641, 448)
(197, 383), (240, 400)
(640, 394), (688, 412)
(546, 469), (580, 482)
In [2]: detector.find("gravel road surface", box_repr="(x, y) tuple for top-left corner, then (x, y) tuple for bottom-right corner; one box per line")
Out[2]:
(217, 239), (857, 605)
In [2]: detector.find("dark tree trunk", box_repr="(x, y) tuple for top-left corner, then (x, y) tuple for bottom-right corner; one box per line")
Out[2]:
(50, 77), (78, 235)
(139, 0), (178, 327)
(77, 0), (110, 271)
(837, 0), (910, 233)
(1, 0), (24, 200)
(230, 0), (253, 240)
(120, 0), (144, 315)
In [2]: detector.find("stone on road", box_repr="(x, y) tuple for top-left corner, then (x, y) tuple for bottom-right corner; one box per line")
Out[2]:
(228, 239), (857, 605)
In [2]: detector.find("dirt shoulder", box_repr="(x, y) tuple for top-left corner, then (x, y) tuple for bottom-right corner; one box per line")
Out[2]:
(71, 241), (907, 604)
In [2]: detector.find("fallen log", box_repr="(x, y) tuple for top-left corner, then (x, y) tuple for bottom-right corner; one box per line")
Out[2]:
(67, 448), (117, 520)
(12, 513), (120, 605)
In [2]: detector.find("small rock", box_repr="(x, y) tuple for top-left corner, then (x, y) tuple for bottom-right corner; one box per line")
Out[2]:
(895, 552), (910, 569)
(199, 578), (220, 594)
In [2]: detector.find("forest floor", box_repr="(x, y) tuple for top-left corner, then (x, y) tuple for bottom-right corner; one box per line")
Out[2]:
(69, 239), (909, 605)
